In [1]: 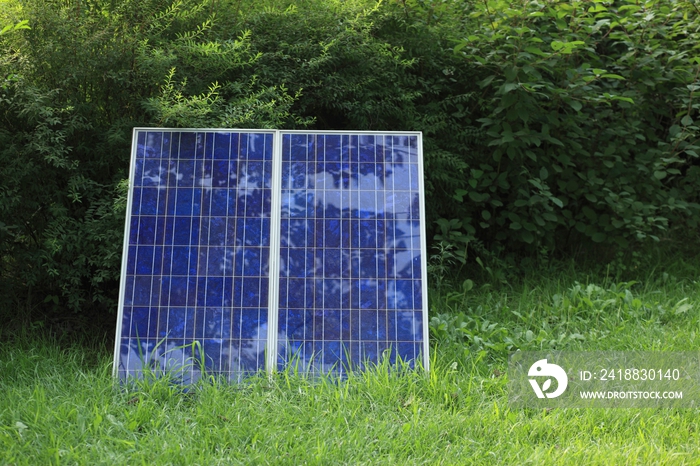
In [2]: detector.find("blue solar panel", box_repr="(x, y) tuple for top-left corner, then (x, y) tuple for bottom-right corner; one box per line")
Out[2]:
(273, 132), (427, 375)
(114, 129), (428, 382)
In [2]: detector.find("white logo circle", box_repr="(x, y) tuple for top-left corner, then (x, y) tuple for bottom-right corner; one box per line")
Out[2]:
(528, 359), (568, 398)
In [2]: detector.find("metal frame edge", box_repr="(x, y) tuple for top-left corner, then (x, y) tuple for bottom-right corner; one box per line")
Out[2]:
(112, 128), (140, 378)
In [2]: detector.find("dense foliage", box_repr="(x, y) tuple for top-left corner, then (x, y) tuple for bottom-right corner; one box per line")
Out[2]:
(1, 0), (699, 324)
(452, 0), (700, 254)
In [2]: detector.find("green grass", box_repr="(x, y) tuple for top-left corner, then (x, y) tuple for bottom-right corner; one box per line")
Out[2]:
(2, 265), (700, 465)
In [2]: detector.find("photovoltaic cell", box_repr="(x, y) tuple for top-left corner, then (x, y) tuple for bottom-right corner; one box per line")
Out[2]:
(114, 129), (428, 382)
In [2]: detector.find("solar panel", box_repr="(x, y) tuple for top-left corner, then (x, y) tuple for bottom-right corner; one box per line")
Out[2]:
(113, 129), (428, 382)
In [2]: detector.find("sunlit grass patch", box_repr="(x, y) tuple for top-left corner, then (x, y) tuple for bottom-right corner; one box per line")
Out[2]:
(2, 266), (700, 464)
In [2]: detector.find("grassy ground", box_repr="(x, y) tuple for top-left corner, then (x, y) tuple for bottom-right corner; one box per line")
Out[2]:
(2, 258), (700, 465)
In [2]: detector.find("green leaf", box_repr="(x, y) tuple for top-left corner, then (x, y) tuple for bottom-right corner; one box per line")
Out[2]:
(453, 41), (468, 53)
(681, 115), (694, 126)
(653, 170), (667, 180)
(501, 92), (518, 109)
(469, 191), (489, 202)
(601, 74), (625, 80)
(588, 5), (607, 12)
(504, 66), (518, 81)
(618, 5), (641, 12)
(453, 189), (469, 202)
(568, 100), (582, 112)
(478, 76), (495, 88)
(462, 279), (474, 292)
(524, 46), (548, 57)
(611, 96), (634, 104)
(15, 20), (30, 30)
(592, 232), (606, 242)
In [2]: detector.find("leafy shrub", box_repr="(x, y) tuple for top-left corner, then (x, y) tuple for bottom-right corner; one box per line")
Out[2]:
(2, 0), (700, 326)
(445, 0), (700, 254)
(0, 0), (313, 321)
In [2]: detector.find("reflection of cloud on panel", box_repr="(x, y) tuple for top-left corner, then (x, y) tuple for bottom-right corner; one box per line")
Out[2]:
(281, 191), (305, 217)
(313, 253), (324, 277)
(399, 311), (421, 339)
(387, 282), (407, 309)
(281, 162), (415, 216)
(280, 219), (313, 249)
(235, 322), (267, 371)
(168, 163), (184, 185)
(313, 171), (334, 190)
(387, 164), (410, 190)
(143, 166), (165, 186)
(392, 250), (417, 277)
(392, 192), (412, 216)
(120, 340), (153, 376)
(359, 191), (376, 212)
(278, 255), (288, 277)
(199, 167), (213, 188)
(387, 280), (417, 310)
(387, 218), (419, 244)
(237, 164), (262, 198)
(145, 133), (162, 157)
(230, 323), (287, 382)
(249, 133), (258, 154)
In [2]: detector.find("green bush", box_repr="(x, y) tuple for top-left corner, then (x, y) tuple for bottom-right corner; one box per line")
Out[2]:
(0, 0), (310, 320)
(1, 0), (700, 325)
(446, 0), (700, 254)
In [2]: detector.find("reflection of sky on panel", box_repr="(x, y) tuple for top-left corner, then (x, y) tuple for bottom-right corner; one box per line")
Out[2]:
(277, 133), (423, 374)
(118, 131), (274, 383)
